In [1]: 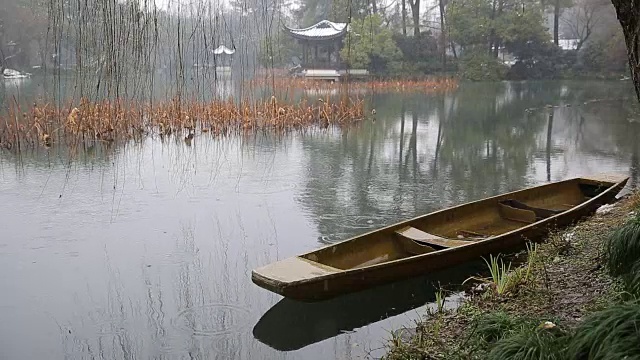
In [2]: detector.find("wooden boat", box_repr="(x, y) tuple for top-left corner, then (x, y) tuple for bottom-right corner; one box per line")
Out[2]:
(252, 174), (629, 302)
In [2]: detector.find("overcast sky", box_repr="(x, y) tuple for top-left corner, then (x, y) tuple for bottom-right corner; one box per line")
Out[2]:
(147, 0), (445, 29)
(151, 0), (404, 14)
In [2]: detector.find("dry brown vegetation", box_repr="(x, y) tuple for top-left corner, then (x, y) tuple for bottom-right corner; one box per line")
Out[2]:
(248, 77), (459, 94)
(0, 96), (365, 150)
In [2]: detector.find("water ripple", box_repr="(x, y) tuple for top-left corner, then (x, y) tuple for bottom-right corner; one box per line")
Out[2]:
(171, 303), (251, 337)
(235, 181), (297, 195)
(318, 214), (387, 230)
(93, 319), (128, 336)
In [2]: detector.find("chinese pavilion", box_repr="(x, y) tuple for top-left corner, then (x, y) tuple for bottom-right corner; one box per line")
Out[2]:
(284, 20), (349, 69)
(212, 45), (235, 67)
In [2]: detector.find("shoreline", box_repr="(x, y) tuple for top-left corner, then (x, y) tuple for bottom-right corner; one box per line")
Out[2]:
(383, 190), (639, 359)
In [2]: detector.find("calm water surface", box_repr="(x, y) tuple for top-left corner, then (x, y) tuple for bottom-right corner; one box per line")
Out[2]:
(0, 79), (638, 359)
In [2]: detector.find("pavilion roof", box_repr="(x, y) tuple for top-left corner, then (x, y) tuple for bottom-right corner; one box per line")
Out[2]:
(284, 20), (349, 41)
(212, 45), (235, 55)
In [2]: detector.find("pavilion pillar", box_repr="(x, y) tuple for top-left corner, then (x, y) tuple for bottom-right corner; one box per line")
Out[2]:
(314, 44), (318, 68)
(303, 41), (308, 67)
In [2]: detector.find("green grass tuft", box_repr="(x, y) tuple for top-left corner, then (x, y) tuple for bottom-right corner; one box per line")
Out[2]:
(621, 260), (640, 299)
(605, 214), (640, 276)
(383, 327), (427, 360)
(629, 192), (640, 210)
(487, 326), (568, 360)
(474, 311), (533, 343)
(566, 301), (640, 359)
(435, 288), (446, 314)
(524, 242), (539, 282)
(484, 254), (525, 295)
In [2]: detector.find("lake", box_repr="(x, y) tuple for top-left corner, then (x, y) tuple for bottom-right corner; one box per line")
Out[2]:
(0, 78), (638, 359)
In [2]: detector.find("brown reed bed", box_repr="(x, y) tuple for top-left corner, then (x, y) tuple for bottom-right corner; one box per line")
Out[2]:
(0, 96), (365, 150)
(247, 76), (459, 94)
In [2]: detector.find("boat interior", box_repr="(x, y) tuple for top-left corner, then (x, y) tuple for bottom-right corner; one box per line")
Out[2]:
(302, 178), (614, 271)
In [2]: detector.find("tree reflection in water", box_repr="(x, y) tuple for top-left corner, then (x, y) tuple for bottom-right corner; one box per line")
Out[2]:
(1, 80), (638, 360)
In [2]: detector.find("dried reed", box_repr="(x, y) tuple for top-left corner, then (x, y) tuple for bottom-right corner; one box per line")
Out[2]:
(247, 77), (459, 94)
(0, 96), (365, 150)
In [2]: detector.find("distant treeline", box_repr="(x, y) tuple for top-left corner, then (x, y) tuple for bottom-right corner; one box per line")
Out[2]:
(0, 0), (629, 92)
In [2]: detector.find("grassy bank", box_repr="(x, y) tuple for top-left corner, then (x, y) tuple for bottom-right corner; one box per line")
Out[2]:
(384, 191), (640, 360)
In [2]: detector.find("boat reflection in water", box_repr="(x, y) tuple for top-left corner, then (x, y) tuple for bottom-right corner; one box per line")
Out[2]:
(252, 260), (485, 351)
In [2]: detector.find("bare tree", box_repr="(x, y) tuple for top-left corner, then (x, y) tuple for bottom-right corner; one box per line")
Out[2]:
(610, 0), (640, 101)
(408, 0), (420, 35)
(0, 42), (23, 74)
(489, 0), (504, 57)
(0, 0), (47, 74)
(402, 0), (407, 35)
(562, 0), (607, 51)
(439, 0), (446, 68)
(554, 0), (560, 45)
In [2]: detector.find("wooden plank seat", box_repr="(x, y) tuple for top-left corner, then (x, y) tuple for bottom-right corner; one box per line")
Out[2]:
(457, 229), (491, 239)
(397, 237), (437, 255)
(498, 202), (537, 224)
(395, 226), (473, 248)
(499, 199), (564, 222)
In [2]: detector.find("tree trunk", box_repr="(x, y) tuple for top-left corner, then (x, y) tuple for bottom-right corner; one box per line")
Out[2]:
(409, 0), (420, 36)
(439, 0), (446, 70)
(402, 0), (407, 36)
(37, 39), (47, 68)
(410, 112), (418, 175)
(632, 125), (639, 188)
(399, 100), (405, 167)
(554, 0), (560, 45)
(494, 0), (504, 57)
(546, 110), (554, 182)
(372, 0), (378, 13)
(489, 0), (497, 54)
(0, 45), (6, 75)
(611, 0), (640, 102)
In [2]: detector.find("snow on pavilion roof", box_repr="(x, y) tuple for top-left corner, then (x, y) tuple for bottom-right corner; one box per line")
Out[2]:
(284, 20), (349, 41)
(212, 45), (235, 55)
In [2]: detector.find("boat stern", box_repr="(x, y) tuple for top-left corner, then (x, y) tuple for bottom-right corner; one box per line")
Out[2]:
(581, 173), (629, 187)
(251, 256), (340, 297)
